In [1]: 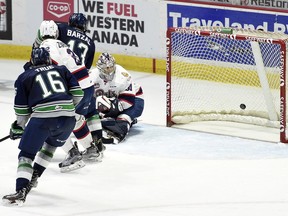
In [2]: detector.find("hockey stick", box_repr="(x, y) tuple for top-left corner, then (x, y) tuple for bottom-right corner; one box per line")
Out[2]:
(0, 135), (10, 142)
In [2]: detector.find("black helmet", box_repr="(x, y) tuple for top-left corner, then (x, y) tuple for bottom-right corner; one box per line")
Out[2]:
(31, 47), (51, 66)
(68, 13), (87, 32)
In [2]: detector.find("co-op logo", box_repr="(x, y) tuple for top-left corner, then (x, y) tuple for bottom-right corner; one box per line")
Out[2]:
(47, 1), (71, 18)
(0, 1), (6, 15)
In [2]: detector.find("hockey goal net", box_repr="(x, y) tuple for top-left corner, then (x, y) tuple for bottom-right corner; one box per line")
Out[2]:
(166, 26), (288, 143)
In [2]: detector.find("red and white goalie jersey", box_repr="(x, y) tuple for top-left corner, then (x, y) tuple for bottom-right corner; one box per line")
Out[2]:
(40, 39), (93, 89)
(89, 64), (139, 110)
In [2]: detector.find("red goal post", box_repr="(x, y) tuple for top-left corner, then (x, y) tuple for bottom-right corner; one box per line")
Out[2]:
(166, 26), (288, 143)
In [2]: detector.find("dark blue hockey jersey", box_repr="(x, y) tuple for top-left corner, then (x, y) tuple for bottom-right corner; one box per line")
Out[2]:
(14, 64), (84, 119)
(57, 23), (95, 70)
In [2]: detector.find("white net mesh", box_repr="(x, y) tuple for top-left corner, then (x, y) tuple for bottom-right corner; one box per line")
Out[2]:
(167, 27), (288, 130)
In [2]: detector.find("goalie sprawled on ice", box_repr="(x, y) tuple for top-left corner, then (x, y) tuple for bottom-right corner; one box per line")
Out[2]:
(90, 52), (144, 144)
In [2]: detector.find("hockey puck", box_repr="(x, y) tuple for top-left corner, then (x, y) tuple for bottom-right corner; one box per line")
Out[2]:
(240, 103), (246, 110)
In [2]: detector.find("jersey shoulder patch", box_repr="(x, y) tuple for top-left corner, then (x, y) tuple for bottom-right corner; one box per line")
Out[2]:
(121, 71), (130, 78)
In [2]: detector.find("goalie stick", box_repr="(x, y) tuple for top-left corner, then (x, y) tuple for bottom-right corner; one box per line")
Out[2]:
(0, 135), (10, 142)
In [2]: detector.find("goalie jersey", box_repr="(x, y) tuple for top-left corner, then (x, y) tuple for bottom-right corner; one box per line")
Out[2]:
(89, 64), (141, 110)
(39, 39), (93, 89)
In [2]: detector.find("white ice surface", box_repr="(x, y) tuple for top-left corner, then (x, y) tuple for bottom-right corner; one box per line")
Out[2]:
(1, 60), (288, 216)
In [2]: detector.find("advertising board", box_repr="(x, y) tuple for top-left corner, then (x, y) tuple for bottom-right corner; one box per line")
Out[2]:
(174, 0), (288, 11)
(167, 3), (288, 34)
(77, 0), (162, 57)
(43, 0), (74, 22)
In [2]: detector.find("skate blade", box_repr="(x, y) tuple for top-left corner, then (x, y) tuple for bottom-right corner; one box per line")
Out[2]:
(60, 160), (86, 173)
(32, 182), (38, 188)
(2, 198), (24, 207)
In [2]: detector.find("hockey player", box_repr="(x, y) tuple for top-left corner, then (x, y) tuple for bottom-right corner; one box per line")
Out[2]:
(89, 53), (144, 144)
(2, 48), (82, 206)
(57, 13), (105, 170)
(56, 13), (105, 170)
(34, 13), (95, 70)
(57, 13), (95, 70)
(34, 20), (104, 172)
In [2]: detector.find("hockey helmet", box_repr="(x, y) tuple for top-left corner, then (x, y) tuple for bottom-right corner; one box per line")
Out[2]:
(68, 13), (88, 32)
(97, 53), (116, 81)
(39, 20), (59, 39)
(31, 47), (52, 66)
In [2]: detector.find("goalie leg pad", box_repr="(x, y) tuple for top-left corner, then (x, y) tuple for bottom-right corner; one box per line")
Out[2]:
(102, 130), (120, 144)
(101, 119), (130, 142)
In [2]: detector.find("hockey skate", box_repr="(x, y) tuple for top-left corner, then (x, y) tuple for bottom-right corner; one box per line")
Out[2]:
(2, 169), (40, 206)
(2, 187), (29, 206)
(93, 137), (105, 151)
(96, 139), (106, 158)
(59, 145), (85, 173)
(101, 118), (129, 144)
(131, 118), (137, 127)
(28, 169), (39, 191)
(81, 140), (104, 162)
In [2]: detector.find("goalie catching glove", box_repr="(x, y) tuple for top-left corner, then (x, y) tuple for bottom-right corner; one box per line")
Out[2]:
(96, 95), (123, 118)
(10, 120), (24, 140)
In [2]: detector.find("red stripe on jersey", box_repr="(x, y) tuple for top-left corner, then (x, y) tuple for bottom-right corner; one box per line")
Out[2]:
(119, 92), (135, 97)
(73, 120), (86, 132)
(77, 74), (90, 81)
(52, 59), (58, 65)
(76, 131), (90, 140)
(71, 66), (86, 75)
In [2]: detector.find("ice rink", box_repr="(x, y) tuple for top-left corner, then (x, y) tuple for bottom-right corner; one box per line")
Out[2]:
(1, 59), (288, 216)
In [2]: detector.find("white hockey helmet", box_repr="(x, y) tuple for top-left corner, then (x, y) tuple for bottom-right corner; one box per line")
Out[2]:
(39, 20), (59, 39)
(97, 53), (116, 81)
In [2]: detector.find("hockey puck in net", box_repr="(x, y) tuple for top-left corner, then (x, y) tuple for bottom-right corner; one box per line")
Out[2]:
(240, 103), (246, 110)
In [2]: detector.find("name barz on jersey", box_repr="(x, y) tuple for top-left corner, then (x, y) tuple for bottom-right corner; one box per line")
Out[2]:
(67, 29), (92, 45)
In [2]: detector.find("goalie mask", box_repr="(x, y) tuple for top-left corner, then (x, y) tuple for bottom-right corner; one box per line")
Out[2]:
(97, 53), (116, 81)
(39, 20), (59, 39)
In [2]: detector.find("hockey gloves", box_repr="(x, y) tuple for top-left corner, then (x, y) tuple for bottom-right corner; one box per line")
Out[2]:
(10, 121), (24, 140)
(96, 95), (123, 118)
(105, 98), (123, 118)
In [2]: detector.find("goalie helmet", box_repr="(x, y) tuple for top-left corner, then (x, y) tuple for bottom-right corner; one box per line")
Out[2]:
(97, 53), (116, 81)
(69, 13), (87, 32)
(31, 47), (52, 66)
(39, 20), (59, 39)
